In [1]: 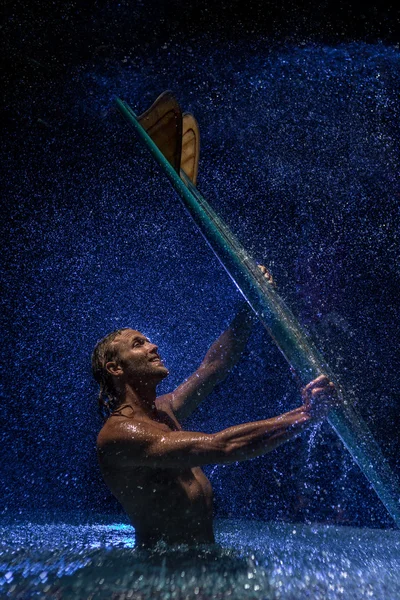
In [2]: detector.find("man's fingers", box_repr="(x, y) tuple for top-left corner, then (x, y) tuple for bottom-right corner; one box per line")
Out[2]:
(303, 374), (330, 392)
(302, 375), (340, 419)
(308, 385), (336, 397)
(257, 264), (276, 287)
(302, 376), (337, 407)
(258, 265), (269, 278)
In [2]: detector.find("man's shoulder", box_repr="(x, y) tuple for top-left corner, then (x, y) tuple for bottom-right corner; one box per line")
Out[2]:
(97, 414), (146, 449)
(97, 396), (180, 453)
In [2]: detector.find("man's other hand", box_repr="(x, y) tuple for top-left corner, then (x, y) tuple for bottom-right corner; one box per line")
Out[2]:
(301, 375), (339, 420)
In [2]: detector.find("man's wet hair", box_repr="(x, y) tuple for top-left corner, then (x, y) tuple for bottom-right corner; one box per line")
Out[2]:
(91, 328), (129, 419)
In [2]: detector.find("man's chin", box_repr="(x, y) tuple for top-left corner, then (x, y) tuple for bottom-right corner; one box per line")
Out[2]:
(154, 366), (169, 380)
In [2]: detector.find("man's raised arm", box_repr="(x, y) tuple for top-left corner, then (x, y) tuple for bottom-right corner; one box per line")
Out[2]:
(159, 266), (275, 421)
(163, 302), (256, 421)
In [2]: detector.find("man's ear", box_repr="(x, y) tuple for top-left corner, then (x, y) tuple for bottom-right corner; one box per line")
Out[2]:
(105, 361), (123, 377)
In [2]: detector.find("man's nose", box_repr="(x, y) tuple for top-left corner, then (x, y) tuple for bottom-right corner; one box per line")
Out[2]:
(149, 342), (158, 352)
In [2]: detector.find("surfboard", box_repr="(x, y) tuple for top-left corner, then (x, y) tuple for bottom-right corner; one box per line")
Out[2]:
(115, 92), (400, 527)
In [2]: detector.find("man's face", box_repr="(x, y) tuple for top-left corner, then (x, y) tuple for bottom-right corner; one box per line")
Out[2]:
(111, 329), (169, 384)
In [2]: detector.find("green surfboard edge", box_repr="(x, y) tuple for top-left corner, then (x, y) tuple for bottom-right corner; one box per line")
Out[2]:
(115, 96), (400, 528)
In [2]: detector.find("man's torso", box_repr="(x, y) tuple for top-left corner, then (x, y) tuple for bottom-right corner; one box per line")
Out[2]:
(97, 399), (214, 546)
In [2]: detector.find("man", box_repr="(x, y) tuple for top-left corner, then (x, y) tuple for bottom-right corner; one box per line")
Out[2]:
(92, 272), (338, 547)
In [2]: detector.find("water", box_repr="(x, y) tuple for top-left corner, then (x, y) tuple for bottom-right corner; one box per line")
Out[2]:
(1, 514), (399, 599)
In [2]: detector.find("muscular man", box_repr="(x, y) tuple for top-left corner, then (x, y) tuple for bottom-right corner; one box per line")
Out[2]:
(92, 286), (338, 547)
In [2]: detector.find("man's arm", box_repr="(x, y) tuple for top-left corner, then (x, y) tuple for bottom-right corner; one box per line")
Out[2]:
(100, 376), (337, 470)
(158, 267), (274, 421)
(161, 302), (256, 422)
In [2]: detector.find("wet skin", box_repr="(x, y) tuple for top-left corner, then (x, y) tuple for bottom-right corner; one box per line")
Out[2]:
(96, 308), (338, 548)
(98, 400), (215, 546)
(97, 328), (216, 547)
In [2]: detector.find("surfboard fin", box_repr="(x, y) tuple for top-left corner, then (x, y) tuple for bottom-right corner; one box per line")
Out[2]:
(137, 91), (200, 184)
(137, 91), (183, 174)
(181, 112), (200, 185)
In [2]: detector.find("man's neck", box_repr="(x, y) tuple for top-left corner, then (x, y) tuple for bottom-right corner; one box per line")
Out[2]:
(115, 383), (158, 420)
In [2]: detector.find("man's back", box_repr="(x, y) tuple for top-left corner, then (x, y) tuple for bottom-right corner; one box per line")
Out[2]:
(97, 401), (215, 547)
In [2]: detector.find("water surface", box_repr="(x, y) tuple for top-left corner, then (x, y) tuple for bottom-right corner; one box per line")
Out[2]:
(1, 514), (399, 599)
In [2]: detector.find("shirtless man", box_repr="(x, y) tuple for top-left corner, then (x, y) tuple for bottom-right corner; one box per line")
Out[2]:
(92, 293), (338, 547)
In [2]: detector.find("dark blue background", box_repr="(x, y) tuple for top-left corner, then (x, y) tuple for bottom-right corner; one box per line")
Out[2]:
(2, 1), (400, 528)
